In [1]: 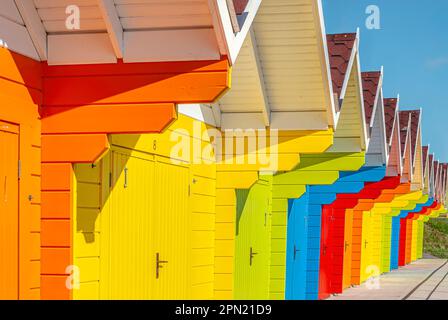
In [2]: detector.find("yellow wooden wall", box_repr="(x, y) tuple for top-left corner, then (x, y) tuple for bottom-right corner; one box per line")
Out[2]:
(72, 115), (217, 300)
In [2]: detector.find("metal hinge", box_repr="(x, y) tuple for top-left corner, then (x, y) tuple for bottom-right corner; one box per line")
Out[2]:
(18, 160), (22, 179)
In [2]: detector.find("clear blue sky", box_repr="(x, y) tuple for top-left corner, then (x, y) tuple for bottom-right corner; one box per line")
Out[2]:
(322, 0), (448, 162)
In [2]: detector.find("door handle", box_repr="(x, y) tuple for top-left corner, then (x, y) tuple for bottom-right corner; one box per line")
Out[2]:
(124, 167), (129, 188)
(250, 247), (258, 266)
(156, 252), (168, 279)
(345, 241), (349, 252)
(293, 244), (300, 260)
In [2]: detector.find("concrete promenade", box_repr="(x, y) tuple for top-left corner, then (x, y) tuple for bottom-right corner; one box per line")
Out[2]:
(328, 258), (448, 300)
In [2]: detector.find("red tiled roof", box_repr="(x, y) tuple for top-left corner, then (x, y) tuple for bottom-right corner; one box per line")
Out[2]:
(233, 0), (249, 15)
(327, 33), (356, 101)
(422, 146), (429, 172)
(362, 71), (381, 128)
(384, 98), (398, 143)
(399, 111), (410, 158)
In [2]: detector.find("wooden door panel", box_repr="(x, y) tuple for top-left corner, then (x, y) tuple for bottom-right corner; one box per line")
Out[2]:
(0, 128), (19, 300)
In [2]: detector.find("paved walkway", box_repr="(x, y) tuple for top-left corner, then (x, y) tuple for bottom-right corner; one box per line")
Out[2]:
(328, 258), (448, 300)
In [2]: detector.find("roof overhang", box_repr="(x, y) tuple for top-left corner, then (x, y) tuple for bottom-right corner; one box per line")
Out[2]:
(0, 0), (260, 65)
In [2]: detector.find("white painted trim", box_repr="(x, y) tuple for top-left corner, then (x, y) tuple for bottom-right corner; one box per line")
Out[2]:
(0, 15), (39, 60)
(177, 104), (217, 127)
(221, 112), (266, 130)
(124, 29), (220, 63)
(353, 37), (368, 151)
(97, 0), (123, 59)
(339, 29), (359, 101)
(270, 111), (329, 130)
(392, 95), (403, 175)
(210, 0), (262, 65)
(369, 66), (383, 128)
(13, 0), (47, 60)
(211, 103), (222, 127)
(405, 115), (413, 182)
(372, 68), (388, 165)
(314, 0), (337, 127)
(221, 111), (329, 131)
(412, 108), (423, 169)
(247, 29), (270, 126)
(47, 33), (117, 65)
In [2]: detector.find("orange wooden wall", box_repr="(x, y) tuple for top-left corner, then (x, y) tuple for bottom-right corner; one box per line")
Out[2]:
(0, 48), (42, 299)
(1, 47), (230, 299)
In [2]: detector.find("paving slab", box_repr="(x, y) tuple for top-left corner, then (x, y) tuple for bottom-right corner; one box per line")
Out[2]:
(328, 259), (448, 300)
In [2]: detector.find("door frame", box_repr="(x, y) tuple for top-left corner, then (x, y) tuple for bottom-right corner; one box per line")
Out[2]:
(0, 120), (20, 299)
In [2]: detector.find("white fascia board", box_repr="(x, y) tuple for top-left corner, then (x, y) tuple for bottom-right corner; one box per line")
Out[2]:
(124, 29), (220, 63)
(14, 0), (47, 61)
(412, 108), (423, 170)
(97, 0), (124, 59)
(374, 69), (388, 164)
(47, 33), (117, 65)
(210, 0), (262, 65)
(211, 103), (222, 127)
(0, 15), (40, 60)
(177, 104), (218, 127)
(368, 88), (388, 166)
(406, 116), (413, 182)
(394, 95), (403, 175)
(247, 29), (270, 126)
(314, 0), (337, 128)
(339, 29), (358, 101)
(221, 112), (266, 130)
(270, 111), (329, 130)
(354, 39), (368, 151)
(370, 67), (384, 128)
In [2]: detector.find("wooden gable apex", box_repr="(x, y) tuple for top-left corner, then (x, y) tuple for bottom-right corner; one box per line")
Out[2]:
(326, 30), (368, 153)
(215, 0), (337, 131)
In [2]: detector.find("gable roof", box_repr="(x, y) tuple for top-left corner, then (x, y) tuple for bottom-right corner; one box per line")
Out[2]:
(384, 98), (398, 143)
(216, 0), (338, 130)
(362, 71), (381, 128)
